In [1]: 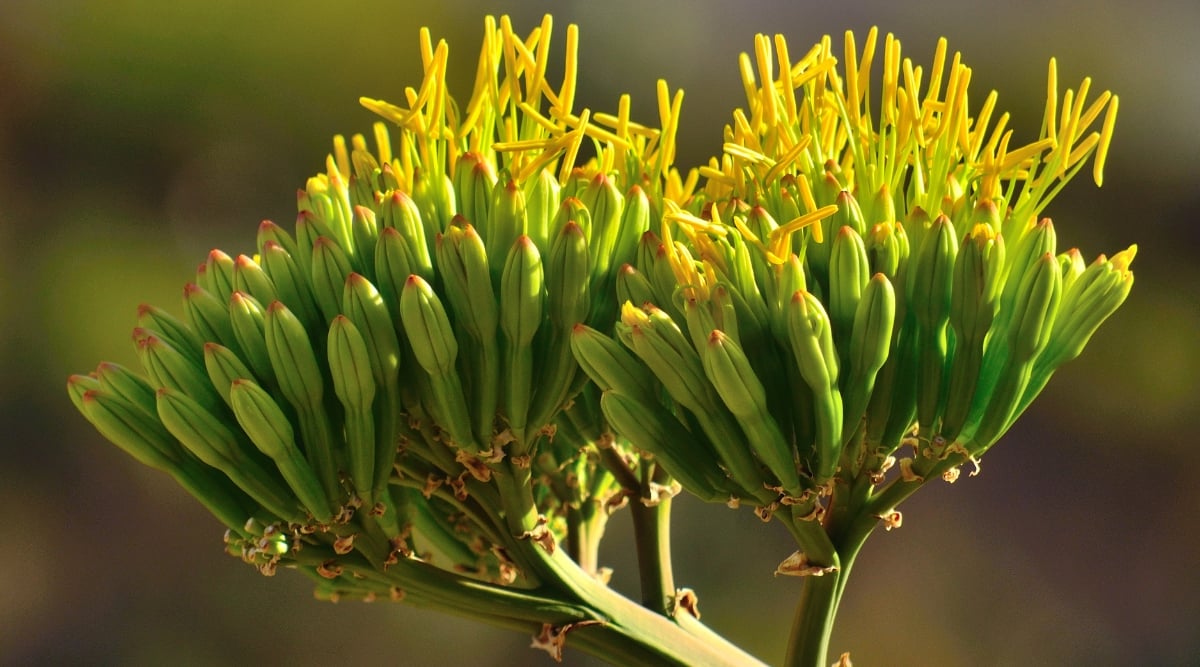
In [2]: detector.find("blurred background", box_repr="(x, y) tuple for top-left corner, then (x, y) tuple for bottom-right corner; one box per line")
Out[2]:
(2, 0), (1197, 665)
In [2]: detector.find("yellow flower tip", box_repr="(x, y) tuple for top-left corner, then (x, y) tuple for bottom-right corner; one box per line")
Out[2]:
(620, 300), (650, 326)
(1110, 243), (1137, 273)
(969, 223), (998, 242)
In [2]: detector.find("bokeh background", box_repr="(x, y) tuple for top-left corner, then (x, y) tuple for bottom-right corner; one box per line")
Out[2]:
(2, 0), (1197, 665)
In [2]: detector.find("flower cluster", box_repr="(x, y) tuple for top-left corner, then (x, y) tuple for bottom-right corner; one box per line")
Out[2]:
(575, 29), (1132, 523)
(67, 15), (1132, 666)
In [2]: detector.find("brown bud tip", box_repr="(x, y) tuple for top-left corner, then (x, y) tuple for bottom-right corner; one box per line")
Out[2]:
(208, 249), (232, 262)
(266, 300), (287, 314)
(136, 303), (154, 318)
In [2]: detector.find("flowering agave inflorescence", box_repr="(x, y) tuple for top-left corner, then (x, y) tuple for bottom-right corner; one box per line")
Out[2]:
(69, 15), (1132, 667)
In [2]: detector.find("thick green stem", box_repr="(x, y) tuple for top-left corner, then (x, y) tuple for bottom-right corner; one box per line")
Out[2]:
(493, 462), (765, 666)
(785, 569), (842, 667)
(630, 494), (675, 614)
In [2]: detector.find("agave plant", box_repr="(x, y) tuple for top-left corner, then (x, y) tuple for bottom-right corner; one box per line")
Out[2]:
(68, 15), (1131, 666)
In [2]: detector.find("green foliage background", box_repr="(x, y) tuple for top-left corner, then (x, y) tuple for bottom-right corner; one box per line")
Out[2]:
(2, 1), (1197, 664)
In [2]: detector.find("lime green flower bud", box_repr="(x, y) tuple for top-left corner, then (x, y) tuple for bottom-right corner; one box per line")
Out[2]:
(94, 361), (159, 420)
(967, 252), (1061, 450)
(182, 283), (238, 352)
(522, 167), (560, 251)
(328, 315), (378, 503)
(203, 342), (258, 408)
(80, 388), (254, 532)
(840, 274), (896, 444)
(351, 205), (379, 281)
(637, 232), (686, 324)
(399, 275), (476, 452)
(83, 388), (181, 471)
(829, 225), (870, 362)
(785, 290), (843, 482)
(811, 191), (866, 292)
(156, 386), (302, 523)
(294, 211), (336, 280)
(547, 220), (588, 328)
(941, 225), (1005, 441)
(202, 249), (236, 304)
(228, 292), (274, 387)
(68, 373), (103, 414)
(436, 221), (500, 442)
(614, 185), (651, 271)
(437, 222), (499, 341)
(579, 173), (624, 285)
(909, 215), (958, 435)
(866, 221), (908, 283)
(996, 218), (1056, 335)
(264, 300), (341, 500)
(570, 323), (657, 404)
(311, 236), (355, 325)
(620, 303), (773, 502)
(378, 190), (433, 280)
(486, 178), (526, 281)
(229, 378), (335, 523)
(136, 330), (224, 416)
(500, 236), (545, 440)
(615, 264), (656, 309)
(1008, 252), (1062, 362)
(264, 300), (326, 410)
(342, 272), (402, 493)
(260, 241), (323, 335)
(1018, 247), (1134, 415)
(598, 390), (730, 503)
(256, 220), (301, 262)
(233, 254), (278, 307)
(769, 255), (808, 342)
(1058, 248), (1087, 294)
(702, 330), (802, 495)
(411, 170), (456, 235)
(526, 221), (591, 432)
(137, 304), (205, 367)
(454, 152), (498, 231)
(373, 226), (418, 328)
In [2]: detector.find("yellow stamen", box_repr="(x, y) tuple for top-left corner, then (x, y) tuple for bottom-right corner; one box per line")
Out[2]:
(558, 24), (579, 118)
(1093, 94), (1118, 187)
(775, 34), (798, 125)
(333, 135), (350, 179)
